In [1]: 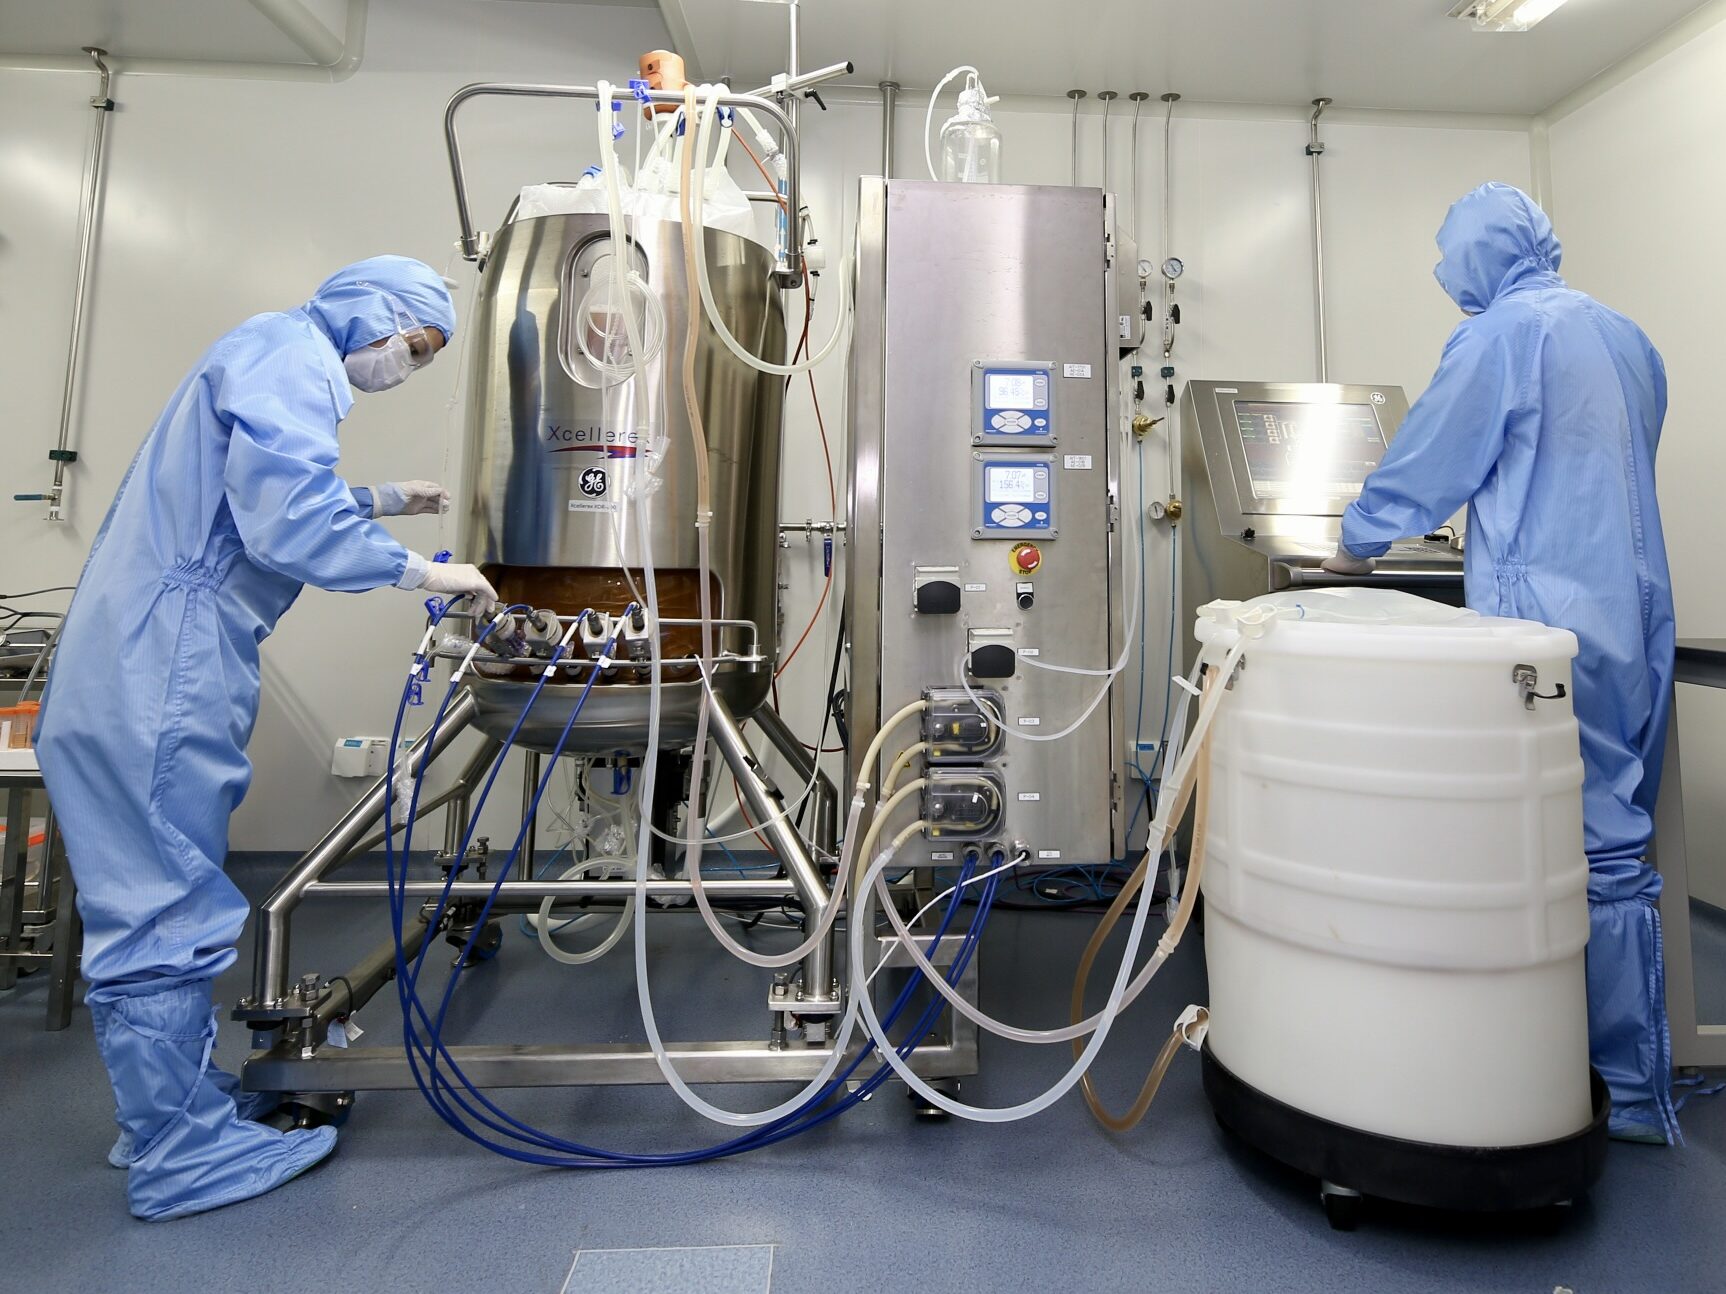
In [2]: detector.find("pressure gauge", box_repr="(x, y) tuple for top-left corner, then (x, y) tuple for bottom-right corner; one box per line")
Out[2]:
(1161, 256), (1185, 281)
(1136, 257), (1154, 280)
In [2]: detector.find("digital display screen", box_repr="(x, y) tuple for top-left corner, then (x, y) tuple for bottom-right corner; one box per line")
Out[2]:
(986, 373), (1037, 409)
(1232, 400), (1388, 504)
(986, 466), (1038, 503)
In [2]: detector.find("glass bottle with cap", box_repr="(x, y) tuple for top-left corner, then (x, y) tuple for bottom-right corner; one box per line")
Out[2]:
(940, 73), (1002, 184)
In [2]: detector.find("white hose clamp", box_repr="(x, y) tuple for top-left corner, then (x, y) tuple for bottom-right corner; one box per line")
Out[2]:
(1175, 1004), (1210, 1052)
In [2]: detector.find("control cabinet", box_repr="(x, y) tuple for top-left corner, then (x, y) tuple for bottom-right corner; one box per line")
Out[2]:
(848, 180), (1128, 868)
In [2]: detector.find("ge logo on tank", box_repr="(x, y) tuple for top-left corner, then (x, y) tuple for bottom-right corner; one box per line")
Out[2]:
(578, 468), (608, 499)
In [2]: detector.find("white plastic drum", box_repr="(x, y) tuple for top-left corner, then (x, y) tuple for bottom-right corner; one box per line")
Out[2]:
(1195, 588), (1591, 1149)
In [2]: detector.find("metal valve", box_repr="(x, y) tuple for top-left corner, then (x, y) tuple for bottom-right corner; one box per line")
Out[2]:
(579, 610), (612, 659)
(622, 608), (653, 670)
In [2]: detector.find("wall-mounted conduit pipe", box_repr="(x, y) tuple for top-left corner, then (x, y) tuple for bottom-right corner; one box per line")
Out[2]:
(1307, 96), (1332, 383)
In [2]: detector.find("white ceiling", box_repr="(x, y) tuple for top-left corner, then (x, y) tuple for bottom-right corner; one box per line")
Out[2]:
(656, 0), (1714, 116)
(0, 0), (356, 68)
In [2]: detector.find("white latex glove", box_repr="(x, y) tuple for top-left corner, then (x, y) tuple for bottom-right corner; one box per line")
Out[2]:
(373, 480), (451, 518)
(414, 561), (498, 621)
(1321, 545), (1376, 576)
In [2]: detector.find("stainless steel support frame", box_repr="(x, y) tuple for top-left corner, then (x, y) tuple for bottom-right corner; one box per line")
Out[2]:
(241, 678), (979, 1095)
(304, 878), (797, 901)
(749, 704), (839, 862)
(519, 749), (541, 872)
(443, 82), (805, 284)
(0, 772), (80, 1028)
(243, 919), (977, 1094)
(245, 1034), (976, 1092)
(247, 690), (481, 1010)
(705, 692), (837, 1006)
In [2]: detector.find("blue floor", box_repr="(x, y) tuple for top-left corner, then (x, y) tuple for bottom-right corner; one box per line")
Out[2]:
(3, 853), (1724, 1293)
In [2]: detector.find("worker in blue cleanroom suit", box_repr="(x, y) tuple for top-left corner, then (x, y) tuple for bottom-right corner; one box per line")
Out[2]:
(1326, 183), (1677, 1143)
(34, 256), (499, 1221)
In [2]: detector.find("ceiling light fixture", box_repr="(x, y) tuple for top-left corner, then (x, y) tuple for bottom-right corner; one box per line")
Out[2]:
(1448, 0), (1569, 32)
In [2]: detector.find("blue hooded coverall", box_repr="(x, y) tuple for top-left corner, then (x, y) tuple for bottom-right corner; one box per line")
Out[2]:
(36, 257), (458, 1219)
(1340, 183), (1678, 1143)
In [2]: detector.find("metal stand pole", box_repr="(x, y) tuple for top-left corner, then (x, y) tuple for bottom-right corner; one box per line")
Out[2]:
(519, 749), (541, 875)
(0, 786), (28, 991)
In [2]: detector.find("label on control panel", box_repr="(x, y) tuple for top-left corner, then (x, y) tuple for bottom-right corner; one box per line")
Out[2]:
(1019, 648), (1040, 658)
(1063, 454), (1093, 470)
(1062, 363), (1092, 379)
(964, 582), (988, 592)
(1037, 850), (1063, 860)
(1017, 716), (1041, 727)
(930, 851), (955, 862)
(1018, 792), (1041, 802)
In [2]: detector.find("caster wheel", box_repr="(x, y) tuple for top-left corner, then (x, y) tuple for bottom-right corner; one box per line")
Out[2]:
(1534, 1200), (1575, 1234)
(1320, 1182), (1362, 1232)
(450, 920), (504, 968)
(269, 1091), (354, 1131)
(909, 1079), (960, 1121)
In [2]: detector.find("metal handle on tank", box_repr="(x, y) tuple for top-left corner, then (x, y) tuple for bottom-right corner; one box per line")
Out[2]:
(443, 81), (805, 285)
(1512, 663), (1568, 711)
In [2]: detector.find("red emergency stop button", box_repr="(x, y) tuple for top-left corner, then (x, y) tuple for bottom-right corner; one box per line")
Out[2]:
(1010, 543), (1042, 575)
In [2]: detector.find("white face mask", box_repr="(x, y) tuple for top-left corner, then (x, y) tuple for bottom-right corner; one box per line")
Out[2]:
(344, 333), (415, 393)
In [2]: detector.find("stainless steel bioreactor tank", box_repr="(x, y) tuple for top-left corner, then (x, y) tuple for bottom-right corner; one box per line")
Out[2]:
(460, 209), (787, 752)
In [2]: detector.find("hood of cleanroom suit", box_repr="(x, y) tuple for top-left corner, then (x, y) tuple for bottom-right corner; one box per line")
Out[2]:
(31, 259), (452, 1219)
(306, 254), (459, 354)
(1338, 183), (1679, 1143)
(1432, 181), (1563, 316)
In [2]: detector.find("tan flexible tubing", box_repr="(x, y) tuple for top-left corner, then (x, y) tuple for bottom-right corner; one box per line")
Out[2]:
(1069, 672), (1216, 1132)
(881, 742), (928, 796)
(851, 779), (928, 890)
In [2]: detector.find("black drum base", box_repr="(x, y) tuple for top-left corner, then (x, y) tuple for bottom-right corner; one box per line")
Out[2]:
(1202, 1041), (1609, 1228)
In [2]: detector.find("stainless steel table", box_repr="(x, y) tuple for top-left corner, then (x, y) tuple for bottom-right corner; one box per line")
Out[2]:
(0, 753), (80, 1030)
(1654, 639), (1726, 1068)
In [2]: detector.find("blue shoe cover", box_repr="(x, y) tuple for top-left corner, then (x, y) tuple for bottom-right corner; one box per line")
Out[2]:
(108, 1066), (285, 1168)
(98, 998), (282, 1170)
(94, 983), (337, 1220)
